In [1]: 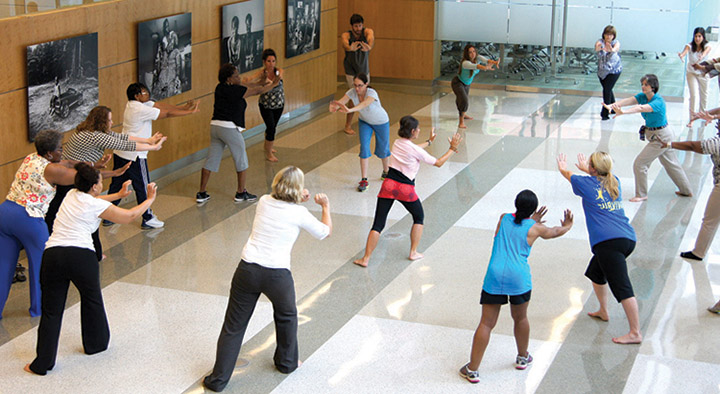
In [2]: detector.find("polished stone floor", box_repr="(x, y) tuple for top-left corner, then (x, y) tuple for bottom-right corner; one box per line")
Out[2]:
(1, 82), (719, 393)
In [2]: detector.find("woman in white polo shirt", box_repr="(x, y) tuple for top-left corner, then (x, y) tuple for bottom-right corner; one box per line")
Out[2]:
(329, 73), (390, 192)
(25, 163), (158, 375)
(203, 166), (331, 392)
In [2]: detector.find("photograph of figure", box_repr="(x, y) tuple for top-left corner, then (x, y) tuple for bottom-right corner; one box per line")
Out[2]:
(286, 0), (320, 58)
(138, 13), (192, 101)
(221, 0), (264, 73)
(26, 32), (98, 141)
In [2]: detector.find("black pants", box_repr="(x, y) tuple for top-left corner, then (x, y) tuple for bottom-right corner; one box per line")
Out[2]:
(451, 76), (470, 114)
(599, 73), (621, 119)
(29, 247), (110, 375)
(259, 104), (284, 141)
(45, 184), (103, 261)
(107, 154), (153, 221)
(371, 197), (424, 233)
(585, 238), (636, 302)
(204, 260), (298, 392)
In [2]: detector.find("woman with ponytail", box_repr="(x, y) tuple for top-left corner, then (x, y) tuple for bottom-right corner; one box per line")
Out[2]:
(459, 190), (572, 383)
(26, 163), (158, 376)
(557, 151), (641, 344)
(353, 115), (462, 267)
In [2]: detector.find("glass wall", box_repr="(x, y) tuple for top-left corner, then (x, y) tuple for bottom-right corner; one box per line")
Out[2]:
(0, 0), (111, 19)
(437, 0), (706, 98)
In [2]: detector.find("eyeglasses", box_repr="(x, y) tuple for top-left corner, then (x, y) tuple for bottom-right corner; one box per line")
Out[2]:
(353, 84), (365, 88)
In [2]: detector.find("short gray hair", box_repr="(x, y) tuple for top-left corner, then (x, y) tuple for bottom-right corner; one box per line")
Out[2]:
(34, 129), (63, 156)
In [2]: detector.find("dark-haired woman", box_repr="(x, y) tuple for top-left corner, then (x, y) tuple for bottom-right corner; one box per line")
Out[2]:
(604, 74), (692, 202)
(459, 190), (572, 383)
(45, 106), (166, 260)
(0, 130), (94, 319)
(596, 25), (622, 121)
(203, 166), (331, 392)
(353, 116), (462, 267)
(25, 163), (158, 375)
(249, 49), (284, 162)
(330, 73), (391, 192)
(557, 151), (641, 344)
(196, 63), (280, 204)
(678, 27), (711, 127)
(452, 44), (498, 129)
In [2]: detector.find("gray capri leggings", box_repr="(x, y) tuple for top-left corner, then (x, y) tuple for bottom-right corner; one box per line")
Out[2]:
(451, 76), (470, 114)
(203, 124), (249, 173)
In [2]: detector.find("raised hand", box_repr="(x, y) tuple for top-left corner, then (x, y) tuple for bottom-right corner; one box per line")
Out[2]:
(314, 193), (329, 206)
(576, 153), (589, 173)
(112, 161), (132, 177)
(118, 180), (133, 199)
(448, 132), (463, 151)
(531, 205), (548, 224)
(561, 209), (574, 227)
(146, 182), (158, 201)
(94, 154), (112, 169)
(301, 188), (310, 203)
(556, 153), (568, 171)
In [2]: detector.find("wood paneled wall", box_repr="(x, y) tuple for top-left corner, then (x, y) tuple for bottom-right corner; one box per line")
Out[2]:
(337, 0), (438, 81)
(0, 0), (338, 193)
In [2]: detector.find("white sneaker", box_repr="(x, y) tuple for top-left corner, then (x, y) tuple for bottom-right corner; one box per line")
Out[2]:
(142, 217), (164, 229)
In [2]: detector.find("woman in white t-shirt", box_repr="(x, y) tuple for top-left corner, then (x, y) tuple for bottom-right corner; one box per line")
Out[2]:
(203, 166), (332, 392)
(329, 73), (391, 192)
(678, 27), (712, 127)
(354, 115), (462, 267)
(25, 163), (158, 376)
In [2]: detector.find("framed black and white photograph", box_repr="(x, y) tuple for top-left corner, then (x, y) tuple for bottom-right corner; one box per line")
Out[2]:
(286, 0), (321, 58)
(138, 13), (192, 101)
(26, 32), (99, 141)
(221, 0), (264, 73)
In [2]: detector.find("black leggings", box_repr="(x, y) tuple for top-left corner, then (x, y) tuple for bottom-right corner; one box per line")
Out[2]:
(259, 104), (284, 141)
(599, 73), (620, 118)
(371, 197), (424, 233)
(585, 237), (635, 302)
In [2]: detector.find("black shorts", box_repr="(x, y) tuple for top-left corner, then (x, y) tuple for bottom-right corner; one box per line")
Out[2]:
(480, 290), (531, 305)
(585, 237), (636, 302)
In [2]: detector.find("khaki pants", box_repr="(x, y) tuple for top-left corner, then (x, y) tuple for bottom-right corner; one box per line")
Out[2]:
(693, 183), (720, 258)
(686, 72), (709, 117)
(633, 126), (692, 198)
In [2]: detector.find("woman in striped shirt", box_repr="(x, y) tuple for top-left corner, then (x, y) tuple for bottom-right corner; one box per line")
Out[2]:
(45, 106), (166, 260)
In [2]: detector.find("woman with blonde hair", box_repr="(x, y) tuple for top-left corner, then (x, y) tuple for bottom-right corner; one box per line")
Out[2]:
(204, 166), (332, 392)
(557, 151), (641, 344)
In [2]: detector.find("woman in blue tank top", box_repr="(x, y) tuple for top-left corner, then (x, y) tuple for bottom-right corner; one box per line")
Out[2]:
(459, 190), (573, 383)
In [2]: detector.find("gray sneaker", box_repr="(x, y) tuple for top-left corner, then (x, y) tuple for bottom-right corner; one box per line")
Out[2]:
(459, 363), (479, 383)
(515, 353), (533, 370)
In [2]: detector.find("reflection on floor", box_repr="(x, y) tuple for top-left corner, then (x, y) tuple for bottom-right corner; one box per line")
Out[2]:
(1, 83), (719, 393)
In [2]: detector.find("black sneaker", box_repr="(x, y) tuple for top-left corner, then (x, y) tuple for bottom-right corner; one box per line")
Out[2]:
(196, 191), (211, 203)
(381, 171), (388, 180)
(234, 190), (257, 202)
(14, 264), (26, 283)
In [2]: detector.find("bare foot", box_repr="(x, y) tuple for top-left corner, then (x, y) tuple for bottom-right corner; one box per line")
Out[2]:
(629, 196), (647, 202)
(409, 252), (424, 261)
(675, 191), (692, 197)
(265, 154), (279, 162)
(24, 363), (34, 374)
(298, 360), (303, 368)
(458, 123), (467, 129)
(272, 148), (277, 153)
(101, 254), (107, 262)
(344, 127), (355, 135)
(687, 121), (693, 128)
(353, 258), (368, 267)
(612, 332), (642, 344)
(588, 311), (609, 321)
(463, 114), (474, 120)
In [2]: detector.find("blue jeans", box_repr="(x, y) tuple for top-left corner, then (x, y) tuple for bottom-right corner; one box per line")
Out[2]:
(358, 120), (391, 159)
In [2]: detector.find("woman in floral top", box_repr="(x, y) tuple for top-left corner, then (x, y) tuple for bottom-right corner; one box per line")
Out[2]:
(0, 130), (101, 318)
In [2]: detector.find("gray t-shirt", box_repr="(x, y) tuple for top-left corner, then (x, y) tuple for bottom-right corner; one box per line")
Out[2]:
(346, 87), (389, 125)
